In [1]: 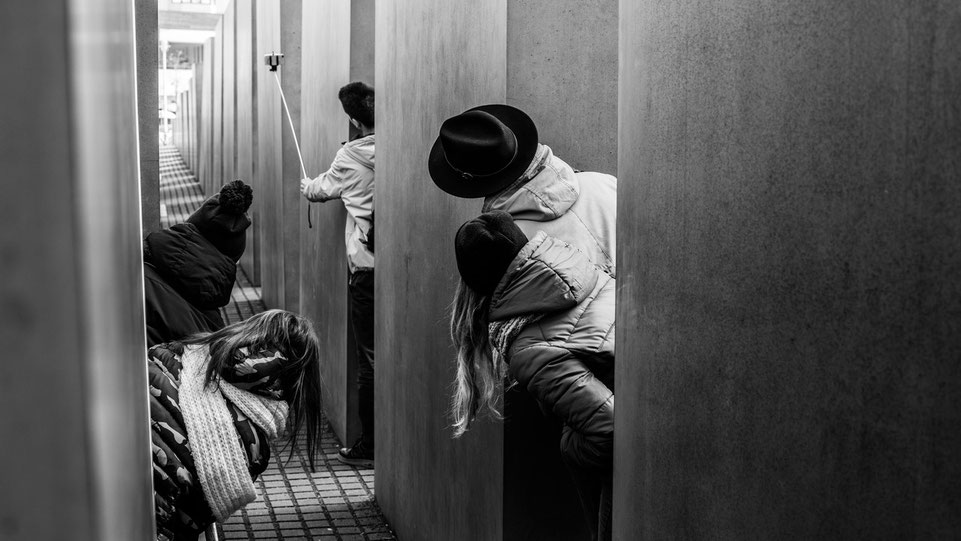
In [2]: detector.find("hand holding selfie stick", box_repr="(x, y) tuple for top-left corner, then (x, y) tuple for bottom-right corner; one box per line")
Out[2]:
(265, 52), (313, 227)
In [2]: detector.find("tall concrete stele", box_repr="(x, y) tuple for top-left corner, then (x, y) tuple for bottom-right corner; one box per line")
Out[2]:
(0, 0), (154, 540)
(616, 1), (961, 539)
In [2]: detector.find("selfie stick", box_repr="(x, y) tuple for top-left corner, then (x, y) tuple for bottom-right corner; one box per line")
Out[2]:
(265, 52), (312, 227)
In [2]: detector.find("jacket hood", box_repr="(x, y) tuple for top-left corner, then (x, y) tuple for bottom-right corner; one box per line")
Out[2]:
(484, 145), (580, 222)
(342, 134), (375, 170)
(144, 223), (237, 309)
(489, 231), (599, 321)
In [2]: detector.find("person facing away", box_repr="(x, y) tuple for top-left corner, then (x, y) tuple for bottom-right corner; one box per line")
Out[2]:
(299, 81), (376, 467)
(149, 309), (323, 541)
(143, 179), (254, 347)
(449, 211), (615, 541)
(428, 103), (616, 277)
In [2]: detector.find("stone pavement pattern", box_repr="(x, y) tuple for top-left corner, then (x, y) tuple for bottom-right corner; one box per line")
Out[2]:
(159, 145), (397, 540)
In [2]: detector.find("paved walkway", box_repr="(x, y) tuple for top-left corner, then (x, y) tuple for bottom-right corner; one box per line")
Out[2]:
(159, 145), (397, 541)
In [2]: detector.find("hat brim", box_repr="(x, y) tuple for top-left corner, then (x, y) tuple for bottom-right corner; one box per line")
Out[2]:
(428, 104), (539, 199)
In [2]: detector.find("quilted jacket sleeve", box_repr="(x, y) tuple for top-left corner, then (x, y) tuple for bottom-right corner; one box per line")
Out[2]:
(301, 147), (351, 202)
(509, 344), (614, 470)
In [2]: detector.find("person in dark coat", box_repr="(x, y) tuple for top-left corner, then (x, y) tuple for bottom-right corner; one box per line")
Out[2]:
(143, 180), (253, 346)
(150, 309), (323, 541)
(449, 211), (615, 541)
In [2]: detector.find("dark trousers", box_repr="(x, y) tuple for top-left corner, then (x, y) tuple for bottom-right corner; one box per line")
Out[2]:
(348, 269), (375, 447)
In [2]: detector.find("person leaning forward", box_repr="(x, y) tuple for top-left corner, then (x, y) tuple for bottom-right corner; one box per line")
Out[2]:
(428, 103), (616, 276)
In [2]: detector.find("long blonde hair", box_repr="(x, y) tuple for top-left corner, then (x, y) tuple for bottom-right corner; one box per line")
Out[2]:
(449, 278), (507, 437)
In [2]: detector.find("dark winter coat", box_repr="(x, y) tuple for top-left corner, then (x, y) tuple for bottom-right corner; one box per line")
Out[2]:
(149, 342), (286, 540)
(490, 231), (615, 471)
(143, 223), (235, 346)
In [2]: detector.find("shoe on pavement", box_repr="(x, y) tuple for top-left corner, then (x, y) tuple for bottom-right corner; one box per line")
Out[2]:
(338, 439), (374, 468)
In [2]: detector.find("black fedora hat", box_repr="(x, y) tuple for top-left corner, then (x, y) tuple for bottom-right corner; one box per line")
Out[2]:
(429, 104), (538, 198)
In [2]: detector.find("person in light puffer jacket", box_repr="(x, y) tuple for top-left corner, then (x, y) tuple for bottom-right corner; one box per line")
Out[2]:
(449, 211), (614, 541)
(429, 103), (616, 277)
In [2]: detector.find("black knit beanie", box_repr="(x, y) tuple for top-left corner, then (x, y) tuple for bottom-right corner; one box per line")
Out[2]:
(187, 180), (253, 260)
(454, 211), (529, 295)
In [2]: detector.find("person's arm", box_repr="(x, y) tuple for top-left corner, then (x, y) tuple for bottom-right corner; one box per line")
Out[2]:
(300, 148), (349, 202)
(510, 344), (614, 469)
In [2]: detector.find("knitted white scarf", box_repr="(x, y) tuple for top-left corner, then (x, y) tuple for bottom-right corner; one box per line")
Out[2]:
(179, 345), (289, 521)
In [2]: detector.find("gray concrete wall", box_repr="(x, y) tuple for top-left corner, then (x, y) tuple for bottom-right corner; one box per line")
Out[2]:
(173, 90), (183, 151)
(299, 0), (360, 449)
(348, 0), (375, 143)
(0, 0), (153, 538)
(507, 0), (617, 175)
(255, 0), (281, 308)
(255, 0), (302, 311)
(136, 0), (160, 236)
(615, 1), (961, 539)
(375, 2), (507, 539)
(191, 61), (202, 174)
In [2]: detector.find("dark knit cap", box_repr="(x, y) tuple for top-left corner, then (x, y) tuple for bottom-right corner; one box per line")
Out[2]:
(454, 211), (529, 295)
(187, 180), (253, 260)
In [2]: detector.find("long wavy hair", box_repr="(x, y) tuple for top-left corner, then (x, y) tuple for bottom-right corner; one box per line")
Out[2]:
(449, 278), (507, 437)
(182, 309), (323, 470)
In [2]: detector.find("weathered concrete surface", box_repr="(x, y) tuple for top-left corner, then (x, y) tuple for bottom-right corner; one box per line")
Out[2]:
(198, 38), (214, 192)
(504, 3), (618, 538)
(299, 0), (359, 451)
(375, 1), (506, 539)
(222, 1), (236, 188)
(136, 0), (160, 236)
(349, 0), (375, 86)
(255, 0), (302, 311)
(235, 0), (258, 283)
(507, 0), (618, 175)
(278, 1), (303, 311)
(615, 1), (961, 539)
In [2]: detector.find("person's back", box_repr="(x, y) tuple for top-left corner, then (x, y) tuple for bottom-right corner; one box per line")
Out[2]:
(483, 147), (616, 277)
(299, 81), (378, 467)
(143, 180), (253, 346)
